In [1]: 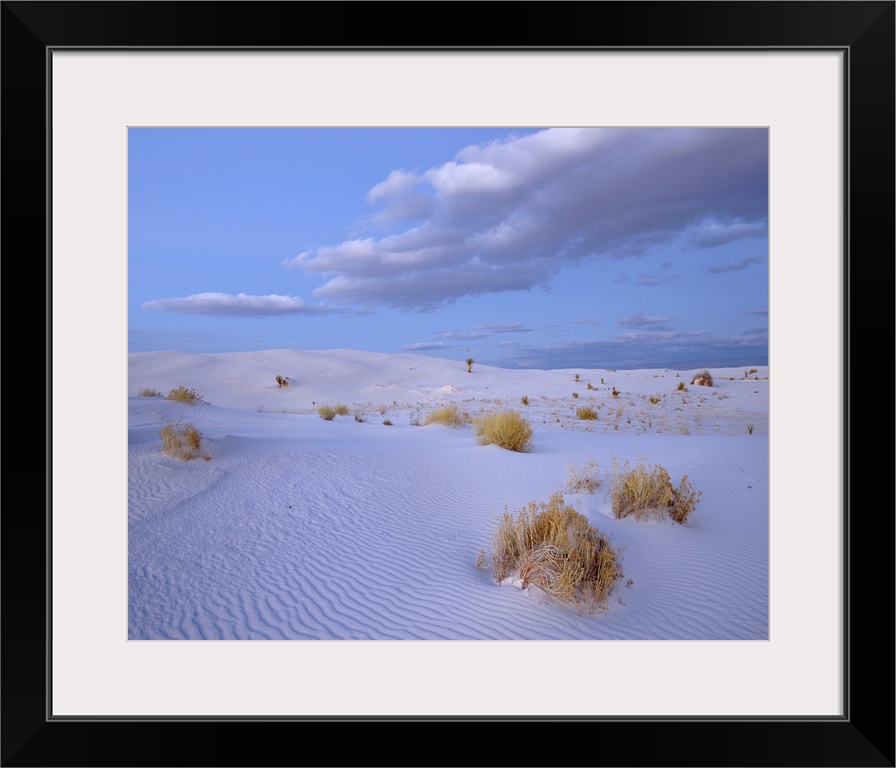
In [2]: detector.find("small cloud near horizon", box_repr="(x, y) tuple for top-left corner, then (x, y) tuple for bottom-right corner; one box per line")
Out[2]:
(403, 342), (447, 351)
(141, 292), (334, 317)
(435, 322), (534, 341)
(617, 312), (674, 330)
(707, 256), (765, 274)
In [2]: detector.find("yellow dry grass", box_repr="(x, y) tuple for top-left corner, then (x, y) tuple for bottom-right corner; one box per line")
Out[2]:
(489, 492), (621, 614)
(160, 421), (210, 461)
(473, 409), (533, 452)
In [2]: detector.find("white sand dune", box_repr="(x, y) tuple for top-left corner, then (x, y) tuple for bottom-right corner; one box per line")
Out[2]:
(128, 349), (768, 641)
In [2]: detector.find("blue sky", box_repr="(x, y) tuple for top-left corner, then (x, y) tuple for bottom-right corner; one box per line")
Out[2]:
(129, 127), (768, 370)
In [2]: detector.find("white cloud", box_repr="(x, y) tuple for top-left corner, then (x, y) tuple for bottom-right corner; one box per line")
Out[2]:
(403, 342), (447, 351)
(141, 292), (332, 317)
(617, 312), (674, 330)
(289, 127), (768, 310)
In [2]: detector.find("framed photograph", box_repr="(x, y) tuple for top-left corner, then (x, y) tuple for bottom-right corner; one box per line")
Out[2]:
(5, 1), (892, 765)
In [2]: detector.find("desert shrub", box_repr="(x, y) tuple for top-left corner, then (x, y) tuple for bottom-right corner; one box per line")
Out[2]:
(609, 459), (702, 524)
(473, 410), (533, 452)
(676, 381), (687, 392)
(576, 406), (598, 420)
(166, 385), (203, 405)
(160, 421), (210, 461)
(318, 405), (336, 420)
(611, 387), (620, 397)
(521, 395), (529, 406)
(382, 420), (393, 426)
(333, 403), (349, 415)
(488, 492), (622, 614)
(138, 387), (162, 397)
(648, 395), (661, 405)
(466, 357), (474, 373)
(572, 392), (579, 399)
(565, 459), (601, 494)
(574, 373), (580, 382)
(275, 375), (289, 388)
(691, 370), (713, 387)
(424, 404), (469, 427)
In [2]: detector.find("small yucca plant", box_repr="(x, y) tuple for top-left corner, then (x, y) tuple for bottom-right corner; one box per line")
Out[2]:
(521, 395), (529, 406)
(275, 375), (289, 388)
(473, 410), (533, 452)
(160, 421), (210, 461)
(488, 492), (622, 614)
(676, 381), (687, 392)
(466, 357), (474, 373)
(165, 385), (203, 405)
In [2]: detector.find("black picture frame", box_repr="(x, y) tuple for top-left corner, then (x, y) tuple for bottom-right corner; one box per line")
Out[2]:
(3, 2), (893, 766)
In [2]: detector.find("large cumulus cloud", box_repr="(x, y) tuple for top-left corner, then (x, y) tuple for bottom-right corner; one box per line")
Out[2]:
(284, 127), (768, 310)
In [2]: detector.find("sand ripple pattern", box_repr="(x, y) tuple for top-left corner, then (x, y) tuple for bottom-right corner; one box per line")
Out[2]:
(129, 420), (768, 640)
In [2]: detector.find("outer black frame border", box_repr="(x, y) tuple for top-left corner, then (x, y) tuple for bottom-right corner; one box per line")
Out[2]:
(3, 2), (893, 766)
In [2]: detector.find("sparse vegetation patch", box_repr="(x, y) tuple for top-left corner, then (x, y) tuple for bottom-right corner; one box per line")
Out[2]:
(691, 370), (714, 387)
(166, 385), (203, 405)
(160, 421), (210, 461)
(473, 410), (533, 452)
(424, 404), (469, 427)
(609, 458), (702, 524)
(576, 406), (598, 420)
(483, 492), (622, 614)
(138, 388), (162, 398)
(565, 459), (601, 494)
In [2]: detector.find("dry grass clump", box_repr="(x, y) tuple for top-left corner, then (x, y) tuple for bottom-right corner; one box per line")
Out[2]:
(521, 395), (529, 406)
(165, 385), (203, 405)
(576, 405), (598, 420)
(318, 405), (337, 420)
(486, 492), (622, 614)
(160, 421), (210, 461)
(138, 387), (162, 397)
(275, 375), (289, 388)
(691, 370), (713, 387)
(565, 459), (601, 494)
(424, 404), (469, 427)
(609, 458), (702, 524)
(473, 409), (533, 452)
(333, 403), (349, 415)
